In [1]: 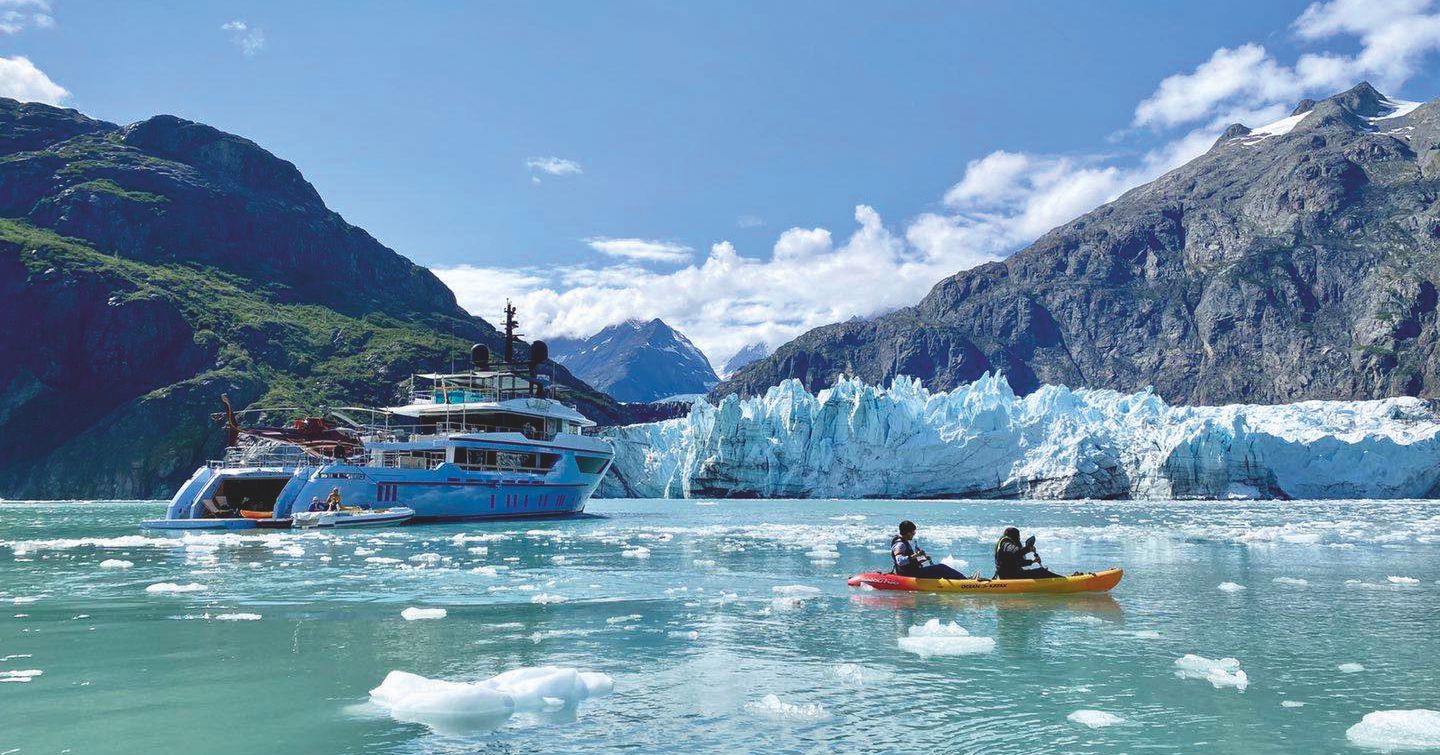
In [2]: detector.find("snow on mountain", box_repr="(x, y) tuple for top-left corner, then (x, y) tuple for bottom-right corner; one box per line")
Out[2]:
(720, 342), (771, 378)
(550, 319), (719, 403)
(599, 373), (1440, 500)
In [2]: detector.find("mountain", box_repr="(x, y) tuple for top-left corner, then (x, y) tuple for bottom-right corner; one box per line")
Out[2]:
(550, 319), (719, 403)
(0, 98), (619, 499)
(716, 83), (1440, 406)
(719, 342), (770, 378)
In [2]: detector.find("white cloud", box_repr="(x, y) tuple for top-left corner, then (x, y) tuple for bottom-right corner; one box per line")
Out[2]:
(737, 214), (765, 228)
(0, 55), (68, 104)
(584, 237), (693, 263)
(0, 0), (50, 34)
(1134, 0), (1440, 129)
(526, 156), (583, 177)
(437, 0), (1440, 372)
(222, 20), (265, 57)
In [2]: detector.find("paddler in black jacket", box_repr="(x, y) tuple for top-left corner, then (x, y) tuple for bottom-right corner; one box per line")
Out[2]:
(993, 527), (1062, 579)
(891, 520), (968, 579)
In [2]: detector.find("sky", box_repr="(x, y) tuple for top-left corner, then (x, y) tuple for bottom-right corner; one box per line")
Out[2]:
(6, 1), (1440, 367)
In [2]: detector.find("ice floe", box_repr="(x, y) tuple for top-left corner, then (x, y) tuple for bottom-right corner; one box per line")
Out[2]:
(530, 593), (568, 605)
(1217, 582), (1246, 593)
(215, 613), (261, 621)
(1346, 709), (1440, 750)
(1387, 576), (1421, 585)
(369, 666), (613, 734)
(621, 546), (651, 559)
(98, 559), (134, 569)
(744, 693), (829, 722)
(1068, 710), (1124, 728)
(898, 619), (996, 658)
(401, 607), (447, 621)
(1272, 577), (1309, 586)
(1281, 700), (1306, 708)
(0, 669), (42, 683)
(145, 582), (208, 594)
(1338, 662), (1366, 674)
(1174, 655), (1248, 690)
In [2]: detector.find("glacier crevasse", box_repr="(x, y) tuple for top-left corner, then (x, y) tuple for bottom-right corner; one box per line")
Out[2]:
(598, 374), (1440, 500)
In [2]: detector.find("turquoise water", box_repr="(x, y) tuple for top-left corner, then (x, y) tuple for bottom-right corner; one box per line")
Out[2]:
(2, 498), (1439, 754)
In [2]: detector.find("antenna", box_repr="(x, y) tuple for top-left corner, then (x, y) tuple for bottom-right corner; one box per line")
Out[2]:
(503, 299), (521, 364)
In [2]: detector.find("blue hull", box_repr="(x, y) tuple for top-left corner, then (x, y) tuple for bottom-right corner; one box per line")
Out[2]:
(140, 517), (258, 531)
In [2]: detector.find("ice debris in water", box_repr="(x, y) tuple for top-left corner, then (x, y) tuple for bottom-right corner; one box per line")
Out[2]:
(1272, 577), (1309, 586)
(0, 669), (43, 683)
(1387, 576), (1420, 584)
(365, 557), (401, 565)
(369, 667), (613, 734)
(531, 593), (568, 605)
(1068, 710), (1124, 728)
(606, 614), (642, 625)
(1217, 582), (1246, 593)
(771, 584), (821, 610)
(621, 546), (651, 559)
(832, 663), (866, 685)
(1068, 615), (1105, 625)
(1281, 700), (1306, 708)
(1346, 710), (1440, 750)
(898, 619), (996, 658)
(145, 582), (208, 594)
(1174, 655), (1248, 691)
(98, 559), (133, 569)
(401, 607), (447, 621)
(744, 693), (829, 722)
(215, 613), (261, 621)
(1338, 662), (1366, 674)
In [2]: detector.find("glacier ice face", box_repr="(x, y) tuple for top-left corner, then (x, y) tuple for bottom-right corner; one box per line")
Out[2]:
(599, 373), (1440, 500)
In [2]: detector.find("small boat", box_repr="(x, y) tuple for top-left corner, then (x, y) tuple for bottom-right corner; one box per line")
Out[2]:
(847, 568), (1124, 594)
(139, 517), (258, 531)
(291, 507), (414, 529)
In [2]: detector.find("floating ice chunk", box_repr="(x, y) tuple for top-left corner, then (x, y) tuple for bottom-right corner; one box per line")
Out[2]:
(830, 515), (867, 521)
(402, 607), (447, 621)
(1281, 700), (1306, 708)
(408, 553), (443, 564)
(606, 614), (642, 625)
(898, 619), (996, 658)
(1272, 577), (1309, 586)
(145, 582), (207, 594)
(1068, 615), (1105, 625)
(354, 547), (376, 556)
(214, 612), (261, 621)
(99, 559), (134, 569)
(668, 630), (700, 640)
(621, 546), (651, 559)
(1116, 629), (1162, 640)
(11, 596), (40, 604)
(1387, 576), (1420, 585)
(1217, 582), (1246, 593)
(1338, 662), (1366, 674)
(1174, 655), (1248, 691)
(833, 663), (867, 685)
(692, 559), (716, 567)
(468, 546), (489, 556)
(365, 557), (401, 565)
(530, 593), (568, 605)
(550, 555), (569, 564)
(745, 693), (829, 721)
(0, 669), (42, 683)
(939, 555), (968, 571)
(1346, 709), (1440, 750)
(369, 666), (613, 734)
(470, 566), (501, 577)
(1068, 710), (1123, 728)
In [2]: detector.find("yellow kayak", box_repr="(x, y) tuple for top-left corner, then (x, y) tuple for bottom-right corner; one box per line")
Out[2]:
(847, 568), (1123, 594)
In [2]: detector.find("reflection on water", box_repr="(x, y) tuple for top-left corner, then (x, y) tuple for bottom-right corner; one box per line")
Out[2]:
(0, 498), (1438, 753)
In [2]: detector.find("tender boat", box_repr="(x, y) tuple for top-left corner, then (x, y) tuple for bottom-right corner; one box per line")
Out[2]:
(292, 507), (414, 529)
(146, 304), (614, 530)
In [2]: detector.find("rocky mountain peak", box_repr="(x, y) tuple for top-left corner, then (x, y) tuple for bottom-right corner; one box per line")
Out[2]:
(121, 114), (322, 206)
(551, 319), (718, 403)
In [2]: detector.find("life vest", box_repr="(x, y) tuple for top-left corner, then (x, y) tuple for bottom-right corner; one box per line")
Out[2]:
(892, 535), (921, 576)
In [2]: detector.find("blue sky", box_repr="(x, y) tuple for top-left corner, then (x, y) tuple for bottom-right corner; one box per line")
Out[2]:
(5, 1), (1440, 365)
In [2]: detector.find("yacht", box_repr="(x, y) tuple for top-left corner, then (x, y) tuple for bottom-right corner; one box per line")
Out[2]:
(143, 305), (614, 530)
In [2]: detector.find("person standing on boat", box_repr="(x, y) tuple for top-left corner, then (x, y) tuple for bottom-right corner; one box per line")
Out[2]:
(993, 527), (1062, 579)
(891, 521), (967, 579)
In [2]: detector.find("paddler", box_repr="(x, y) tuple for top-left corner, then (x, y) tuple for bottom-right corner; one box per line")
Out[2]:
(993, 527), (1062, 579)
(891, 520), (968, 579)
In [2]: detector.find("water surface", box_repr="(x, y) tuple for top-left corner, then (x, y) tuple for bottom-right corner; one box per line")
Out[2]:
(2, 498), (1438, 753)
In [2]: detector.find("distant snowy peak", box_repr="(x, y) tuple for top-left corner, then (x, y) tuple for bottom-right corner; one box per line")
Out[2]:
(1225, 83), (1425, 147)
(550, 319), (719, 403)
(720, 342), (771, 378)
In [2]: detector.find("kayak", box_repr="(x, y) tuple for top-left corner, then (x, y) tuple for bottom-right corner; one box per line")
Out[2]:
(292, 507), (414, 529)
(847, 568), (1123, 594)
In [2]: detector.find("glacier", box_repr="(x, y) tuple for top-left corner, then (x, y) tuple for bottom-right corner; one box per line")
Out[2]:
(598, 374), (1440, 500)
